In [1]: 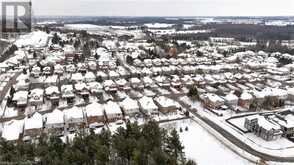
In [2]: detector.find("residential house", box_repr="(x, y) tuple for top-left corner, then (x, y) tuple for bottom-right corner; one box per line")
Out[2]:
(138, 96), (159, 115)
(15, 74), (30, 90)
(23, 112), (43, 138)
(85, 102), (105, 128)
(44, 75), (59, 87)
(244, 115), (282, 141)
(13, 90), (28, 107)
(61, 85), (75, 105)
(239, 91), (253, 109)
(64, 106), (85, 132)
(109, 70), (120, 79)
(44, 109), (64, 136)
(54, 64), (64, 75)
(77, 63), (87, 73)
(224, 92), (238, 107)
(88, 82), (103, 94)
(1, 119), (24, 141)
(130, 77), (144, 89)
(142, 76), (155, 88)
(154, 96), (179, 114)
(29, 88), (44, 107)
(85, 72), (96, 83)
(200, 93), (225, 109)
(43, 66), (52, 76)
(31, 66), (41, 78)
(116, 78), (131, 91)
(45, 86), (60, 106)
(103, 80), (117, 92)
(97, 71), (108, 80)
(104, 101), (123, 122)
(120, 97), (140, 116)
(71, 72), (84, 83)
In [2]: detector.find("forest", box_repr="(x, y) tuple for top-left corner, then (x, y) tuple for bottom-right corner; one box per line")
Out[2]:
(0, 121), (196, 165)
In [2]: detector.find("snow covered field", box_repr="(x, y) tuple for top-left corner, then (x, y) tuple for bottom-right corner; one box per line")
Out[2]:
(161, 119), (253, 165)
(14, 31), (50, 48)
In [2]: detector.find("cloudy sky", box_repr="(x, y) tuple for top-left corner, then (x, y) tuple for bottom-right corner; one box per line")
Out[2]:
(15, 0), (294, 16)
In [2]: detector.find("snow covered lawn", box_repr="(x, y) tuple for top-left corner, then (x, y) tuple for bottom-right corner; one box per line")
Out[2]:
(161, 119), (253, 165)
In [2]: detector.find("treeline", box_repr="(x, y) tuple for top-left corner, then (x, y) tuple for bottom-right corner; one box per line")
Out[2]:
(0, 121), (196, 165)
(249, 40), (294, 54)
(204, 24), (294, 41)
(165, 24), (294, 42)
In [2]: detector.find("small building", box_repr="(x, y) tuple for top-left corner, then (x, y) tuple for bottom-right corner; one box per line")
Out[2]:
(109, 70), (120, 79)
(74, 82), (90, 97)
(45, 86), (60, 105)
(239, 91), (253, 109)
(85, 102), (105, 128)
(61, 85), (75, 105)
(43, 66), (52, 76)
(104, 101), (123, 122)
(154, 96), (179, 114)
(54, 64), (64, 75)
(44, 75), (59, 87)
(224, 92), (238, 107)
(66, 64), (76, 73)
(103, 80), (117, 92)
(85, 72), (96, 83)
(71, 72), (84, 83)
(200, 93), (225, 109)
(2, 119), (24, 141)
(64, 106), (85, 132)
(31, 66), (41, 78)
(262, 88), (287, 109)
(116, 78), (131, 91)
(44, 109), (64, 136)
(88, 82), (103, 94)
(287, 87), (294, 101)
(138, 96), (159, 115)
(142, 76), (155, 88)
(29, 88), (44, 106)
(130, 77), (144, 89)
(15, 74), (30, 90)
(13, 90), (28, 107)
(77, 63), (87, 73)
(88, 61), (97, 71)
(97, 71), (108, 80)
(120, 97), (140, 116)
(24, 112), (43, 138)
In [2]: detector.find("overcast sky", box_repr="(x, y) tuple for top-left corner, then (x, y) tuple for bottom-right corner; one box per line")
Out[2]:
(9, 0), (294, 16)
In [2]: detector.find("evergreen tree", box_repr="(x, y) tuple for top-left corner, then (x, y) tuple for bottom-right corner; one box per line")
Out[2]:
(188, 86), (200, 100)
(166, 129), (185, 163)
(52, 33), (60, 45)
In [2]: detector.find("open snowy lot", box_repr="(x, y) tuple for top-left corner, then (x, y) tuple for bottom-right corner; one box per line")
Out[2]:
(14, 31), (50, 48)
(161, 119), (253, 165)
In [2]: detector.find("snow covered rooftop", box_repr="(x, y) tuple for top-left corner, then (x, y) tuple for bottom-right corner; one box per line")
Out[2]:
(104, 101), (122, 115)
(120, 97), (139, 110)
(24, 112), (43, 130)
(139, 96), (158, 110)
(240, 91), (253, 100)
(64, 106), (84, 120)
(45, 86), (60, 95)
(154, 96), (179, 108)
(86, 102), (104, 117)
(2, 119), (24, 141)
(45, 109), (64, 125)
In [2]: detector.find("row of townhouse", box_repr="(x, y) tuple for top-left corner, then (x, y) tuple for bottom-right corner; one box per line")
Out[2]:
(200, 86), (290, 111)
(1, 94), (181, 141)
